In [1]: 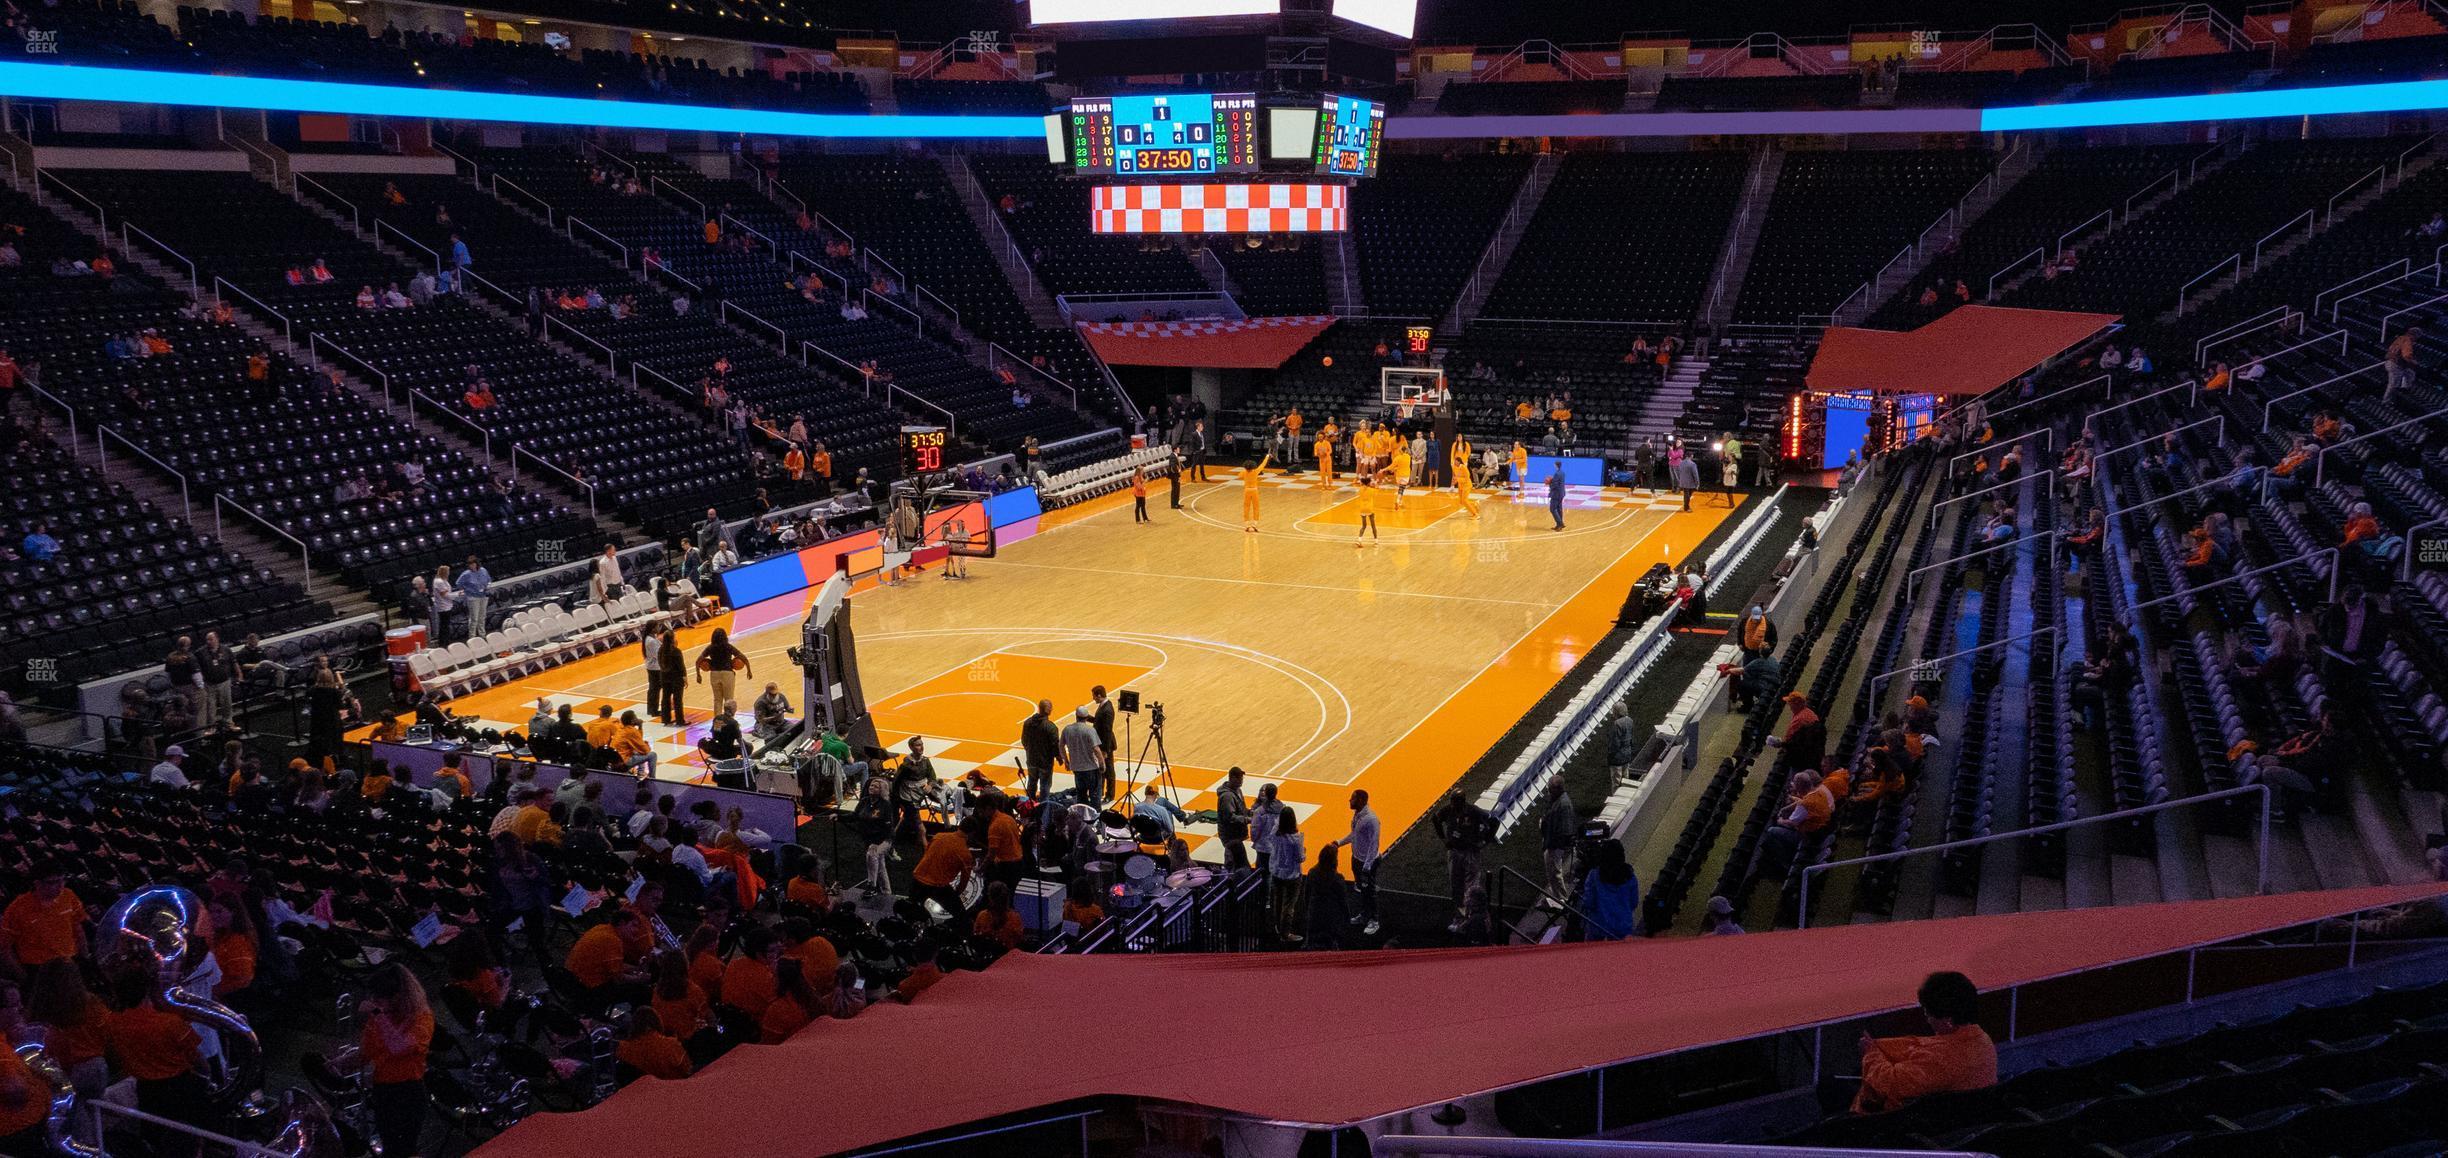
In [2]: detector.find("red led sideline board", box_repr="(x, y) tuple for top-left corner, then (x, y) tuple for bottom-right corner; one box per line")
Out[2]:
(1090, 182), (1348, 234)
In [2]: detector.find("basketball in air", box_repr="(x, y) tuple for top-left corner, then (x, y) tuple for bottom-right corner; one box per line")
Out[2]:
(1321, 356), (1334, 367)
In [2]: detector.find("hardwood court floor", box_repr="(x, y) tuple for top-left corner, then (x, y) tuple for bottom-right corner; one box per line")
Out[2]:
(415, 471), (1730, 859)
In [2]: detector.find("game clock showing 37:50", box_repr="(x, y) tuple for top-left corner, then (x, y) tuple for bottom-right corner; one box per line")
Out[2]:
(903, 427), (948, 475)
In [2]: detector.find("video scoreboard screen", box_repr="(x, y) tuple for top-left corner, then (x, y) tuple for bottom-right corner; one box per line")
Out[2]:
(1067, 93), (1259, 176)
(1313, 94), (1384, 178)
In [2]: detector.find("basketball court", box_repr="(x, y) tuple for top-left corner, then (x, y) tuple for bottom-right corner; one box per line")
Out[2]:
(400, 470), (1729, 859)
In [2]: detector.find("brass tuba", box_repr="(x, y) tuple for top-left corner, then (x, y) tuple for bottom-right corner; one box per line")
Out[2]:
(96, 885), (265, 1117)
(14, 1040), (100, 1158)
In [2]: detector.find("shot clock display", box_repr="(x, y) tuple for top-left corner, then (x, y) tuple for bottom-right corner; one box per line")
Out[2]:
(1067, 93), (1258, 176)
(902, 426), (948, 475)
(1313, 93), (1384, 178)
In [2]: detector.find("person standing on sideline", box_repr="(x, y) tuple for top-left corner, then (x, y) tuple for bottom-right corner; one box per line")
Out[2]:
(1167, 449), (1183, 510)
(654, 626), (686, 726)
(1187, 421), (1210, 481)
(1019, 699), (1060, 801)
(1539, 782), (1580, 901)
(1670, 445), (1702, 511)
(1300, 843), (1353, 949)
(1058, 706), (1105, 806)
(457, 555), (492, 639)
(1635, 436), (1659, 493)
(1091, 685), (1117, 779)
(1270, 808), (1306, 943)
(1324, 788), (1381, 937)
(1431, 789), (1492, 932)
(1214, 766), (1253, 872)
(195, 631), (233, 731)
(164, 637), (203, 725)
(695, 628), (751, 714)
(590, 544), (623, 605)
(1131, 468), (1150, 523)
(641, 626), (667, 732)
(1547, 467), (1568, 531)
(1719, 434), (1743, 508)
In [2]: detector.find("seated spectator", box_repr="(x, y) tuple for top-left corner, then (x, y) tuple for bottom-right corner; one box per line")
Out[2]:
(616, 1008), (693, 1080)
(19, 522), (56, 563)
(565, 910), (651, 1005)
(1853, 971), (1998, 1113)
(309, 258), (334, 283)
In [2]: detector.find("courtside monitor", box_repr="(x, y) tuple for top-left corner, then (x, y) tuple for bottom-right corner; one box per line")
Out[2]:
(1067, 93), (1259, 176)
(1314, 94), (1385, 178)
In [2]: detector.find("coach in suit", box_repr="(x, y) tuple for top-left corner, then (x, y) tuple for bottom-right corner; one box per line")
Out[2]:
(1186, 421), (1210, 481)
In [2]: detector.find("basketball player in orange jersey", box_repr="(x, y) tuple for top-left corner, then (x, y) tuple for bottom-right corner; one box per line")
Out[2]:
(1510, 441), (1530, 495)
(1452, 436), (1480, 518)
(1314, 430), (1335, 487)
(1390, 443), (1413, 510)
(1240, 453), (1273, 532)
(1354, 473), (1381, 548)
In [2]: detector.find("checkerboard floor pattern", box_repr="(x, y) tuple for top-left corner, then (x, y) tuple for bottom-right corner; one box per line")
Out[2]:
(1258, 474), (1710, 512)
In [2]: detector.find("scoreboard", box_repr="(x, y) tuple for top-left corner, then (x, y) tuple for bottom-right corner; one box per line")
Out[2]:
(1313, 93), (1384, 178)
(902, 426), (947, 474)
(1067, 93), (1259, 176)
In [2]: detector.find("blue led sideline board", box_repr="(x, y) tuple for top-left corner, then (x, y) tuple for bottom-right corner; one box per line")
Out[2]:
(1981, 78), (2448, 132)
(1525, 455), (1604, 488)
(984, 487), (1042, 529)
(714, 551), (808, 610)
(0, 62), (1043, 139)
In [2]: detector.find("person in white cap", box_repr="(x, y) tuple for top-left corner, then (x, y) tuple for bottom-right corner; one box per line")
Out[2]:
(1059, 706), (1106, 806)
(1704, 895), (1744, 936)
(149, 745), (193, 789)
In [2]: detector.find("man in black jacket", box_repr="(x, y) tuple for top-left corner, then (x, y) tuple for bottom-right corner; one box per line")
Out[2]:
(1091, 685), (1117, 779)
(1019, 698), (1060, 801)
(1431, 789), (1492, 932)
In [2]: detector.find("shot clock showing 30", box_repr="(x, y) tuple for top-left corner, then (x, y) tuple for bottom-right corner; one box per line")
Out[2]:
(902, 427), (948, 475)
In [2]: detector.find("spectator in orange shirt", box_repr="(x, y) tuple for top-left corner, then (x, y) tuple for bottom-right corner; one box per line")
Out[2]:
(895, 947), (949, 1003)
(784, 861), (831, 912)
(783, 445), (806, 481)
(1854, 971), (1998, 1113)
(359, 760), (396, 804)
(0, 861), (88, 970)
(760, 958), (824, 1043)
(720, 927), (782, 1025)
(983, 796), (1026, 893)
(206, 897), (257, 999)
(105, 971), (208, 1146)
(647, 950), (711, 1045)
(683, 922), (726, 1008)
(0, 1011), (46, 1153)
(358, 964), (435, 1156)
(616, 1008), (694, 1080)
(566, 911), (650, 1005)
(972, 881), (1026, 951)
(807, 443), (832, 483)
(909, 828), (974, 918)
(27, 961), (108, 1097)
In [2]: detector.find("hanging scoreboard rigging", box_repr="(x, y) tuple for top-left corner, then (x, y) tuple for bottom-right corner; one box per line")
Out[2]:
(1067, 92), (1259, 176)
(1313, 93), (1385, 178)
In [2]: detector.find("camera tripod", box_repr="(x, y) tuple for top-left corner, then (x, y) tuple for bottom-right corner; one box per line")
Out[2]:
(1119, 707), (1183, 808)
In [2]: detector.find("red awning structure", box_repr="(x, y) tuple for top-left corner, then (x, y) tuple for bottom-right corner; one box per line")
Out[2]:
(479, 884), (2439, 1158)
(1077, 315), (1336, 369)
(1806, 305), (2122, 396)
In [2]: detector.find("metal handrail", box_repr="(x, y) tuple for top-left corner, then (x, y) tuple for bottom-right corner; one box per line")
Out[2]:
(566, 216), (631, 266)
(890, 383), (958, 438)
(457, 266), (520, 305)
(84, 1101), (284, 1157)
(374, 218), (442, 276)
(1382, 1139), (1991, 1157)
(1490, 864), (1598, 939)
(213, 494), (312, 594)
(407, 387), (491, 467)
(917, 283), (961, 330)
(308, 332), (393, 411)
(431, 140), (479, 181)
(721, 300), (789, 349)
(293, 171), (361, 235)
(1928, 470), (2049, 528)
(2087, 377), (2199, 424)
(582, 140), (637, 178)
(511, 444), (596, 518)
(2378, 289), (2448, 342)
(1799, 785), (2271, 928)
(786, 247), (851, 294)
(632, 361), (699, 404)
(1905, 527), (2062, 606)
(1988, 246), (2046, 300)
(2252, 208), (2314, 272)
(868, 288), (922, 330)
(651, 174), (706, 219)
(991, 340), (1078, 408)
(2401, 515), (2447, 580)
(2395, 131), (2436, 176)
(2315, 404), (2448, 486)
(491, 174), (555, 224)
(2095, 414), (2225, 461)
(719, 211), (775, 253)
(121, 222), (195, 291)
(2177, 252), (2240, 314)
(2261, 361), (2385, 431)
(39, 168), (108, 234)
(798, 338), (868, 386)
(2124, 168), (2178, 221)
(2325, 163), (2386, 226)
(1985, 371), (2112, 424)
(1944, 426), (2055, 471)
(2128, 546), (2343, 617)
(97, 426), (190, 521)
(2192, 306), (2297, 367)
(2319, 258), (2412, 322)
(2058, 206), (2112, 255)
(544, 314), (618, 372)
(226, 131), (284, 187)
(26, 380), (79, 450)
(211, 276), (292, 350)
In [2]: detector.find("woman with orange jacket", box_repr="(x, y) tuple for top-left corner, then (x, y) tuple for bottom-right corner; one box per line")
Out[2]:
(358, 964), (435, 1158)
